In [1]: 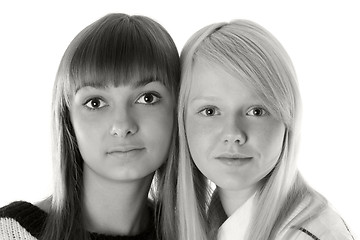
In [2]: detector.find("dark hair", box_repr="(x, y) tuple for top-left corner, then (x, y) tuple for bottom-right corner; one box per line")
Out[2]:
(42, 13), (180, 240)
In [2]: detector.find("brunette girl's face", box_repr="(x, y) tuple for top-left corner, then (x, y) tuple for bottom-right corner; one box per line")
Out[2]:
(185, 59), (285, 192)
(70, 78), (174, 182)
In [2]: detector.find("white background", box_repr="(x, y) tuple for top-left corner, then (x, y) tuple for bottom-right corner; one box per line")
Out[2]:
(0, 0), (359, 237)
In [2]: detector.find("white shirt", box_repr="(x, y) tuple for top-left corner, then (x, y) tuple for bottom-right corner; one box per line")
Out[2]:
(217, 194), (255, 240)
(217, 195), (354, 240)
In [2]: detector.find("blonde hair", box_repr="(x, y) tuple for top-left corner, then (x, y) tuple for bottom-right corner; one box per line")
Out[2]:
(43, 13), (180, 240)
(175, 20), (327, 240)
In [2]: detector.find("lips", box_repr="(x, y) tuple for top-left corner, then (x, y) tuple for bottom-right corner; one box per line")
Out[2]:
(215, 152), (252, 160)
(214, 152), (253, 166)
(107, 146), (145, 155)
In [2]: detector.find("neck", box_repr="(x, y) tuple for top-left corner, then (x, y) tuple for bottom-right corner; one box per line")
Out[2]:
(219, 184), (258, 217)
(82, 166), (154, 236)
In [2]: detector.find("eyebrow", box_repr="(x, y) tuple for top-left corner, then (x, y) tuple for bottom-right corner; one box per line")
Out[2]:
(189, 96), (220, 103)
(75, 83), (107, 93)
(132, 77), (160, 88)
(76, 77), (161, 93)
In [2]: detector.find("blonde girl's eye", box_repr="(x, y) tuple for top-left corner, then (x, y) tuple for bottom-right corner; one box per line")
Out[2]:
(247, 107), (268, 117)
(136, 92), (161, 105)
(84, 97), (108, 110)
(199, 106), (220, 117)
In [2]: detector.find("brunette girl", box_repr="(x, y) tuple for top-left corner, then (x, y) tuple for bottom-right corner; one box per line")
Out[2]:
(0, 13), (180, 240)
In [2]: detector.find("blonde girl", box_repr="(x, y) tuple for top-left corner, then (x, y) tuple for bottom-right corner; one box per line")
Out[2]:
(173, 20), (354, 240)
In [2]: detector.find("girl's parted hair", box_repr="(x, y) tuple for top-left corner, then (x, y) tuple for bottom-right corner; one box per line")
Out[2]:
(174, 20), (326, 240)
(43, 13), (180, 240)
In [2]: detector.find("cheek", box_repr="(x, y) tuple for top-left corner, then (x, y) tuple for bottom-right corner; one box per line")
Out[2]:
(71, 112), (107, 156)
(256, 123), (285, 164)
(140, 109), (174, 154)
(185, 116), (215, 163)
(151, 117), (173, 145)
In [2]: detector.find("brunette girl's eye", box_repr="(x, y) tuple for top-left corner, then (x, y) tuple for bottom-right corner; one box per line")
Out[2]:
(84, 98), (108, 110)
(199, 107), (220, 117)
(247, 107), (268, 117)
(136, 92), (161, 105)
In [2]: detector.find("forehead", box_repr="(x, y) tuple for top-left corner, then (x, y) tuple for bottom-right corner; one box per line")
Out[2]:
(189, 58), (259, 102)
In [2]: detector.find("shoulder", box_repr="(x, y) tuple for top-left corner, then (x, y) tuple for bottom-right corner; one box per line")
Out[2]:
(279, 193), (355, 240)
(302, 206), (354, 239)
(0, 201), (47, 239)
(294, 205), (354, 240)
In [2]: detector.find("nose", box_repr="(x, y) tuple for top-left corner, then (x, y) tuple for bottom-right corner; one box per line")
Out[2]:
(110, 108), (138, 138)
(221, 118), (247, 145)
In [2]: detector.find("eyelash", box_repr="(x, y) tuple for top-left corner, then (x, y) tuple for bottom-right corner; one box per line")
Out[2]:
(83, 92), (161, 111)
(246, 106), (269, 117)
(197, 106), (269, 117)
(83, 97), (108, 111)
(198, 106), (220, 117)
(135, 92), (162, 105)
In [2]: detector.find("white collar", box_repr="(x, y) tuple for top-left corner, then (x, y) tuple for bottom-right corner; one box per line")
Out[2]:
(217, 193), (256, 240)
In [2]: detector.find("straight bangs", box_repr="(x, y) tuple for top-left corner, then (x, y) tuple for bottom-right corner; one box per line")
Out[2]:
(195, 21), (298, 128)
(66, 14), (179, 98)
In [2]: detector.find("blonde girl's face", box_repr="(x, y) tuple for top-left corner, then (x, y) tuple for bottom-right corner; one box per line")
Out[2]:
(185, 59), (285, 191)
(70, 79), (174, 182)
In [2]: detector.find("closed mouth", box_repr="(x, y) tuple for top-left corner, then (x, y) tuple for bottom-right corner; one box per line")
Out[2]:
(215, 153), (252, 160)
(108, 149), (142, 154)
(214, 153), (252, 166)
(215, 157), (252, 162)
(106, 148), (145, 160)
(107, 146), (145, 154)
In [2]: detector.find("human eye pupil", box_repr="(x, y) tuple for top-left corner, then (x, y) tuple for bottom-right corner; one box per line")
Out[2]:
(144, 93), (154, 103)
(253, 108), (261, 116)
(206, 108), (215, 116)
(91, 99), (101, 108)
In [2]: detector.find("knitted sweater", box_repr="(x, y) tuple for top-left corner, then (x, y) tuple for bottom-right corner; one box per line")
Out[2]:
(0, 201), (157, 240)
